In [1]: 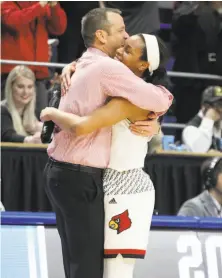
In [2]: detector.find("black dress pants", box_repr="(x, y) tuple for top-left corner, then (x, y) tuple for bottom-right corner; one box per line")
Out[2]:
(44, 158), (104, 278)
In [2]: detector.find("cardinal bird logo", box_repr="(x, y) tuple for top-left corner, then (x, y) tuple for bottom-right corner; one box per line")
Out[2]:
(109, 210), (132, 234)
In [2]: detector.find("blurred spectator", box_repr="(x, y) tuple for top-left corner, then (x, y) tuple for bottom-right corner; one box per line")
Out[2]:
(183, 86), (222, 153)
(171, 1), (222, 125)
(178, 157), (222, 217)
(1, 66), (42, 144)
(1, 1), (67, 117)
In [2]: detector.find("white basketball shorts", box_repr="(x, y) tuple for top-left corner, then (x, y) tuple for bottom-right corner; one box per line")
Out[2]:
(104, 188), (155, 258)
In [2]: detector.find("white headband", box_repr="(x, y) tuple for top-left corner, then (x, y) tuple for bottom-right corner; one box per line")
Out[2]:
(142, 34), (160, 73)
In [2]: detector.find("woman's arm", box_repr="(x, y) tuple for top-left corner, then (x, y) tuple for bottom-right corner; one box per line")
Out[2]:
(1, 106), (42, 143)
(46, 3), (67, 35)
(1, 106), (25, 143)
(41, 98), (150, 136)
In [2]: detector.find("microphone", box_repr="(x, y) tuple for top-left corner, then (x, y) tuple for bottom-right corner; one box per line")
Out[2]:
(41, 83), (61, 143)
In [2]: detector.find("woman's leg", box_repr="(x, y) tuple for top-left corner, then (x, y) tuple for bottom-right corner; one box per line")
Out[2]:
(103, 255), (136, 278)
(103, 169), (155, 278)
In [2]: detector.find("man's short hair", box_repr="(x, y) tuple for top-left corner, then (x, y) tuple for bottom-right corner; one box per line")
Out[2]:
(81, 8), (121, 48)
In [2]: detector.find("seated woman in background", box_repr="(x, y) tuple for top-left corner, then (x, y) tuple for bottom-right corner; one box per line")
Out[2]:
(1, 65), (42, 143)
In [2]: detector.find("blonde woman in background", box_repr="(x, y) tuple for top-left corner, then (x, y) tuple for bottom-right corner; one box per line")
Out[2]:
(1, 65), (42, 143)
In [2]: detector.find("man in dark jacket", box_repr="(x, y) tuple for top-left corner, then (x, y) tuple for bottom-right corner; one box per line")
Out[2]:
(58, 1), (160, 64)
(58, 2), (99, 64)
(105, 1), (160, 35)
(171, 1), (222, 124)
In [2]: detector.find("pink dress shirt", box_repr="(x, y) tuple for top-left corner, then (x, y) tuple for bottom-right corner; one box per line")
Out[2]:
(48, 48), (173, 168)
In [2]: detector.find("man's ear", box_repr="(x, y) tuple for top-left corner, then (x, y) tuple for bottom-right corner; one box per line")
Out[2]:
(95, 29), (107, 44)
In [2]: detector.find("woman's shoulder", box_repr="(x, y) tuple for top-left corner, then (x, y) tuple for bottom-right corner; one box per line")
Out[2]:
(1, 102), (11, 117)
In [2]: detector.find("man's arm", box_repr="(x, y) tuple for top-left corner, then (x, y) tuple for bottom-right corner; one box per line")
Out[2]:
(41, 98), (150, 136)
(100, 59), (173, 113)
(60, 57), (173, 112)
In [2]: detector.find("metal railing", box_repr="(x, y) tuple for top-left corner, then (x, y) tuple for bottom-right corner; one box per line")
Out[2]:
(1, 59), (222, 130)
(2, 59), (222, 81)
(162, 123), (186, 130)
(1, 59), (67, 69)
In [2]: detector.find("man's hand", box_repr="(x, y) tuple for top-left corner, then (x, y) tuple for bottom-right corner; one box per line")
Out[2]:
(39, 1), (48, 7)
(50, 72), (61, 87)
(40, 107), (56, 122)
(61, 62), (76, 95)
(205, 108), (221, 122)
(48, 1), (58, 7)
(25, 132), (42, 144)
(129, 118), (160, 137)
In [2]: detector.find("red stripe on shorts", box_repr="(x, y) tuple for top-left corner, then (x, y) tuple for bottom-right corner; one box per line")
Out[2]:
(104, 249), (146, 255)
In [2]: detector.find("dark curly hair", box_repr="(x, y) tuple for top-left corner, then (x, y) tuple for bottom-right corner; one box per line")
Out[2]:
(138, 34), (171, 89)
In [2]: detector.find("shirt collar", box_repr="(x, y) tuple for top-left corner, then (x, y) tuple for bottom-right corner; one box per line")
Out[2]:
(87, 47), (109, 57)
(208, 191), (222, 213)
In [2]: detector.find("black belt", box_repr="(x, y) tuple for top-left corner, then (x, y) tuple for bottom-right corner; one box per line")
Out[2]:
(48, 158), (103, 175)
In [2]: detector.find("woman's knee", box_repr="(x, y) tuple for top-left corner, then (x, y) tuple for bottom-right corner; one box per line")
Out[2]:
(103, 255), (136, 278)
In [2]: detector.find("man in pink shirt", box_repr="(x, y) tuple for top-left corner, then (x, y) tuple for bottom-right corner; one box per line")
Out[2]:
(44, 8), (172, 278)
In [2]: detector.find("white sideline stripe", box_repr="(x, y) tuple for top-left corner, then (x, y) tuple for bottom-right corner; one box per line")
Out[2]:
(37, 226), (49, 278)
(27, 228), (37, 278)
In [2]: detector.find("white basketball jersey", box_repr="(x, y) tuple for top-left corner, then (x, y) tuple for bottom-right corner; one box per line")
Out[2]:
(108, 120), (151, 171)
